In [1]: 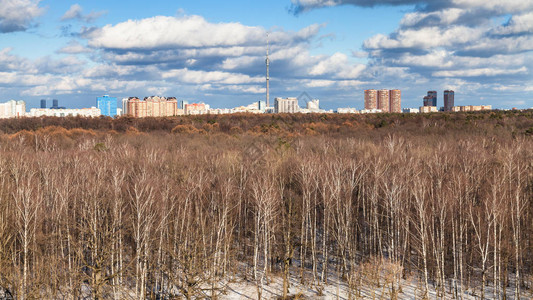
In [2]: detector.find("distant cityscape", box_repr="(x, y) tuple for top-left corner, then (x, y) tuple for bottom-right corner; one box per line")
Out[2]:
(1, 89), (528, 119)
(363, 89), (492, 114)
(0, 42), (526, 119)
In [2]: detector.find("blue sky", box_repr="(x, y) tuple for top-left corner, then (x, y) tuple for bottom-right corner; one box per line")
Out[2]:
(0, 0), (532, 110)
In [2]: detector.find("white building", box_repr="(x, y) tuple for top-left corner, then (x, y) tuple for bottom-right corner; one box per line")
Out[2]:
(360, 108), (383, 114)
(307, 99), (320, 112)
(337, 108), (359, 114)
(229, 101), (265, 114)
(29, 107), (101, 118)
(184, 103), (209, 115)
(419, 106), (438, 113)
(0, 100), (26, 118)
(275, 97), (299, 113)
(258, 100), (266, 112)
(208, 108), (234, 115)
(403, 108), (420, 113)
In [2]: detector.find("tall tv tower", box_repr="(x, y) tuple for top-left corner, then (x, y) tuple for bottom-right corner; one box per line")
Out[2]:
(266, 33), (270, 108)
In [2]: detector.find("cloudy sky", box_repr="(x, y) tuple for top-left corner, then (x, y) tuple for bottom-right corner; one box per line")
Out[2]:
(0, 0), (532, 110)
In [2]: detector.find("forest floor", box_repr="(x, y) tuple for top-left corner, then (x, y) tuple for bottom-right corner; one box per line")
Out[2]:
(218, 267), (533, 299)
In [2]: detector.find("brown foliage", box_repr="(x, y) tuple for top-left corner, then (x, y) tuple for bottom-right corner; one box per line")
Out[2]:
(0, 113), (530, 298)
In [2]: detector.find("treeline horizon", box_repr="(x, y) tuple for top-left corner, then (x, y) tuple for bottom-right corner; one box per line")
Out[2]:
(0, 112), (531, 299)
(0, 109), (532, 138)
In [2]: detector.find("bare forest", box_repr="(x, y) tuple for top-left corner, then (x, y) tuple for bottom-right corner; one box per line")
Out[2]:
(0, 111), (532, 299)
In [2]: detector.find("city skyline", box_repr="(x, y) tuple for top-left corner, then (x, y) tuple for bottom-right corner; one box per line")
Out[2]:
(0, 0), (532, 110)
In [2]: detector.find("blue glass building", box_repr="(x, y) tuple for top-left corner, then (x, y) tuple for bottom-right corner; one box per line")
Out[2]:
(97, 95), (117, 117)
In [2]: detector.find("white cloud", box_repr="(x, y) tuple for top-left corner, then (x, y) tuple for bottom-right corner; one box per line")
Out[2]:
(290, 0), (421, 13)
(86, 15), (318, 50)
(34, 55), (86, 74)
(61, 4), (83, 21)
(293, 0), (533, 14)
(299, 79), (366, 89)
(57, 41), (93, 54)
(162, 68), (264, 85)
(210, 84), (265, 94)
(0, 0), (44, 33)
(492, 12), (533, 35)
(303, 79), (336, 88)
(0, 72), (51, 86)
(0, 48), (33, 71)
(451, 0), (533, 13)
(220, 56), (259, 70)
(61, 4), (106, 23)
(390, 50), (453, 68)
(433, 67), (527, 77)
(463, 35), (533, 54)
(400, 8), (465, 27)
(364, 26), (484, 50)
(72, 14), (368, 101)
(82, 64), (136, 78)
(308, 52), (366, 78)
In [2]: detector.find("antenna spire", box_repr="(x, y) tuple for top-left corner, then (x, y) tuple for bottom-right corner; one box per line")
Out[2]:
(266, 33), (270, 109)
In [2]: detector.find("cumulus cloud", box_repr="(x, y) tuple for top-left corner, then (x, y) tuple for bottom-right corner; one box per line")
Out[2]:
(0, 49), (104, 96)
(85, 15), (320, 50)
(290, 0), (421, 14)
(61, 4), (106, 23)
(292, 0), (533, 15)
(0, 0), (44, 33)
(433, 67), (528, 77)
(220, 56), (259, 71)
(364, 26), (484, 50)
(293, 0), (530, 105)
(300, 78), (367, 89)
(492, 12), (533, 36)
(308, 53), (366, 78)
(2, 14), (368, 106)
(34, 55), (86, 74)
(161, 68), (264, 85)
(81, 14), (338, 90)
(0, 48), (33, 71)
(450, 0), (533, 13)
(72, 14), (366, 101)
(57, 41), (93, 54)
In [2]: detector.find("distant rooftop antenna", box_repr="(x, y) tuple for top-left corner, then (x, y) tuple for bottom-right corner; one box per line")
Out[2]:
(266, 33), (270, 108)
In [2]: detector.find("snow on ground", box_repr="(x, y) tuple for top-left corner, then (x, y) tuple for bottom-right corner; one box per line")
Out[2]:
(218, 268), (533, 299)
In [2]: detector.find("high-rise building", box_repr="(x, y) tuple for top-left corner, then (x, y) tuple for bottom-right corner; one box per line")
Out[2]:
(97, 95), (118, 117)
(389, 89), (402, 113)
(275, 97), (299, 113)
(125, 96), (179, 117)
(365, 89), (401, 113)
(444, 90), (454, 111)
(423, 96), (431, 107)
(258, 100), (266, 112)
(179, 100), (189, 110)
(423, 91), (437, 107)
(377, 89), (390, 112)
(40, 99), (46, 109)
(122, 98), (129, 116)
(52, 99), (59, 109)
(364, 89), (378, 110)
(0, 100), (26, 118)
(126, 98), (145, 117)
